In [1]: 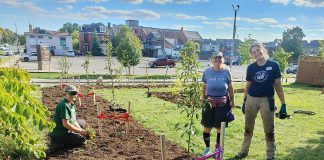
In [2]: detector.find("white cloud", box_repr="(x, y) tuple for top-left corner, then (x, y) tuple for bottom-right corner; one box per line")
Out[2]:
(57, 5), (74, 12)
(218, 17), (277, 25)
(270, 0), (290, 5)
(292, 0), (324, 7)
(56, 0), (77, 3)
(270, 24), (295, 29)
(288, 17), (297, 21)
(173, 24), (203, 29)
(125, 0), (144, 4)
(203, 21), (232, 29)
(175, 14), (208, 20)
(82, 6), (161, 20)
(270, 0), (324, 7)
(55, 0), (107, 3)
(89, 0), (107, 2)
(125, 0), (208, 4)
(242, 17), (278, 24)
(0, 0), (19, 7)
(239, 27), (264, 30)
(65, 5), (73, 10)
(0, 1), (47, 14)
(218, 17), (242, 21)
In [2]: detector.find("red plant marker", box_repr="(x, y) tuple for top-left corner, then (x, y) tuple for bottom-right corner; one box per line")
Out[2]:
(88, 92), (95, 96)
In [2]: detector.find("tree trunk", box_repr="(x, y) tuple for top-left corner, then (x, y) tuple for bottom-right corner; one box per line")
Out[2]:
(128, 66), (131, 76)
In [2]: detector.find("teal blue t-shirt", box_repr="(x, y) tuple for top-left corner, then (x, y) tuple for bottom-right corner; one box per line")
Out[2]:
(202, 67), (232, 97)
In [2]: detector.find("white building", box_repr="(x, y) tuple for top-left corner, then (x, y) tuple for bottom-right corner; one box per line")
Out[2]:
(25, 24), (72, 55)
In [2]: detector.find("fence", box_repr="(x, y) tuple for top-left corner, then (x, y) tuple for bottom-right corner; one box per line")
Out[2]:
(296, 55), (324, 86)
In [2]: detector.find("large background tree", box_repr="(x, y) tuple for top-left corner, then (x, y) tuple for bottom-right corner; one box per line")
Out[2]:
(0, 27), (16, 44)
(115, 26), (142, 75)
(273, 48), (292, 73)
(72, 30), (79, 50)
(281, 27), (305, 62)
(319, 40), (324, 57)
(91, 33), (103, 56)
(59, 23), (80, 50)
(59, 22), (80, 35)
(238, 35), (256, 64)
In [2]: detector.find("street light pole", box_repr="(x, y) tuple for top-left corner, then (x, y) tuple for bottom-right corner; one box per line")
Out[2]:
(231, 4), (239, 69)
(209, 42), (212, 59)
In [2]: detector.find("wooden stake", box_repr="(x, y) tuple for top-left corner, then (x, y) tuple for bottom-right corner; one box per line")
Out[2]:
(78, 86), (82, 107)
(78, 75), (81, 87)
(72, 74), (75, 85)
(113, 108), (117, 137)
(126, 101), (131, 135)
(160, 133), (167, 160)
(93, 86), (96, 106)
(69, 75), (72, 85)
(220, 122), (226, 159)
(96, 102), (102, 135)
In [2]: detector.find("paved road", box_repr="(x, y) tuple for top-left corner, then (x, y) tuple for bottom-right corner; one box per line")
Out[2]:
(1, 55), (248, 79)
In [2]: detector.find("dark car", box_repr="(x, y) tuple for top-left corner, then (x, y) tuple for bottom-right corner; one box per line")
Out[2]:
(286, 65), (298, 74)
(224, 59), (241, 65)
(148, 58), (176, 68)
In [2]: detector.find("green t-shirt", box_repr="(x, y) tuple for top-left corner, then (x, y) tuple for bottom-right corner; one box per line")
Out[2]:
(50, 98), (77, 138)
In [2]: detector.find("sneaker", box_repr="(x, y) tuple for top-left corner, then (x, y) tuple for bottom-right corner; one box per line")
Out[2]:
(235, 152), (248, 159)
(202, 147), (210, 156)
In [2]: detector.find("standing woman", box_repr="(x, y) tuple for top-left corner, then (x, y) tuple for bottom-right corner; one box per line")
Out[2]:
(235, 44), (287, 160)
(201, 51), (235, 155)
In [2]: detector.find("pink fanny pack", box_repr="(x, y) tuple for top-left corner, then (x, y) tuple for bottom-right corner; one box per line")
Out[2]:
(208, 96), (227, 107)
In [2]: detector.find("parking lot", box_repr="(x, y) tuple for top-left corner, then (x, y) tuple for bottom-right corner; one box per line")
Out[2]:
(2, 55), (248, 79)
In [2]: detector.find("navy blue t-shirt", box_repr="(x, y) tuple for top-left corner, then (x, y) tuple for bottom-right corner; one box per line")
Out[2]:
(246, 60), (281, 97)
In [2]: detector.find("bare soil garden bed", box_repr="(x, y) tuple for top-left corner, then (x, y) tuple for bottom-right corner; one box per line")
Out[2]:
(43, 84), (194, 160)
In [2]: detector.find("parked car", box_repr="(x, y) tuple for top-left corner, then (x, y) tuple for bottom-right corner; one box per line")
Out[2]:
(21, 52), (38, 62)
(4, 49), (13, 56)
(224, 59), (241, 65)
(0, 46), (7, 51)
(65, 50), (75, 57)
(286, 65), (298, 74)
(148, 58), (176, 68)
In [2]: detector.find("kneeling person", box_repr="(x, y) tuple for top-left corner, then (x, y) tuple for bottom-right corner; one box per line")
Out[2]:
(50, 85), (89, 151)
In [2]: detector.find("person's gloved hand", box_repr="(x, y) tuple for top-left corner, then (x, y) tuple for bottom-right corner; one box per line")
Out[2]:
(242, 97), (247, 114)
(279, 104), (287, 119)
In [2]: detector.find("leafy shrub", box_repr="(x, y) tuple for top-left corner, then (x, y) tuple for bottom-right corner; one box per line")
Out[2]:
(0, 68), (54, 159)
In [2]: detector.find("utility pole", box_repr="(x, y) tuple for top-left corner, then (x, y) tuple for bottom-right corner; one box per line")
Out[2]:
(15, 23), (19, 53)
(230, 4), (239, 69)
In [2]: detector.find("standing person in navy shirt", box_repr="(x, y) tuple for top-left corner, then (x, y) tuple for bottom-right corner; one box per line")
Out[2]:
(200, 51), (235, 156)
(235, 44), (287, 160)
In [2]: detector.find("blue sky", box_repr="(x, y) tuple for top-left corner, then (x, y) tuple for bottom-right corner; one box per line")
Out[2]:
(0, 0), (323, 42)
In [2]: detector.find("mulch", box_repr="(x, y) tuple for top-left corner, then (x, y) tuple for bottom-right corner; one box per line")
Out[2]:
(43, 84), (194, 160)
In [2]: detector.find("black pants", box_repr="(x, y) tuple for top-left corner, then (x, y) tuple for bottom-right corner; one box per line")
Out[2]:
(51, 133), (86, 148)
(50, 119), (87, 149)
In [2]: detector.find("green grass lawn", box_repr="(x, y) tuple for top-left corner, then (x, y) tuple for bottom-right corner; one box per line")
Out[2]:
(97, 83), (324, 160)
(30, 72), (177, 80)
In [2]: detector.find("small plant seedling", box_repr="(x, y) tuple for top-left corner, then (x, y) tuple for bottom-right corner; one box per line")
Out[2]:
(86, 126), (96, 140)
